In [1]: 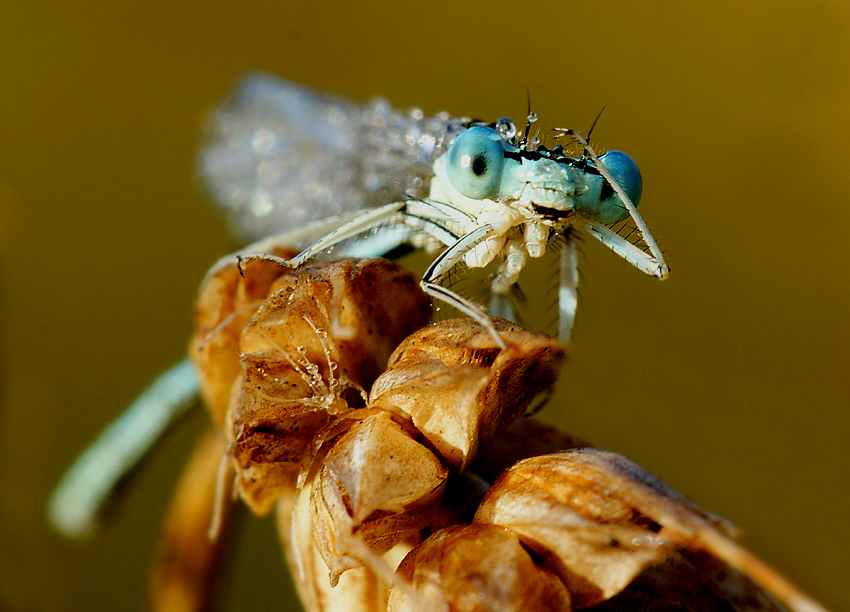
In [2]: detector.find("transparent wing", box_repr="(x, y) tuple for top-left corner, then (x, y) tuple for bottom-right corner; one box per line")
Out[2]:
(198, 73), (465, 241)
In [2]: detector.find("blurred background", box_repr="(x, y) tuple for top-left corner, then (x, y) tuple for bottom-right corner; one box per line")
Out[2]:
(1, 1), (848, 610)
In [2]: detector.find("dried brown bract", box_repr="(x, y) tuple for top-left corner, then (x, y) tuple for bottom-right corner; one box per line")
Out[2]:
(370, 318), (567, 470)
(310, 409), (448, 582)
(223, 258), (432, 514)
(191, 247), (299, 425)
(475, 450), (735, 609)
(388, 524), (572, 612)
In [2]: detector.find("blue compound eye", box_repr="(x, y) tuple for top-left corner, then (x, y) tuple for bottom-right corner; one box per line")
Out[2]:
(446, 126), (506, 200)
(593, 150), (643, 224)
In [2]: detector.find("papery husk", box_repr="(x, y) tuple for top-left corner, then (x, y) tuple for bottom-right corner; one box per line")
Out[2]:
(369, 318), (567, 470)
(388, 524), (572, 612)
(474, 449), (826, 612)
(228, 259), (431, 514)
(277, 479), (414, 612)
(321, 411), (446, 525)
(310, 409), (448, 584)
(191, 247), (298, 425)
(474, 450), (696, 608)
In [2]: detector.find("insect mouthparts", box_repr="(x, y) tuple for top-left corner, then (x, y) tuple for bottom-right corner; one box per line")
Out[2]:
(532, 204), (573, 221)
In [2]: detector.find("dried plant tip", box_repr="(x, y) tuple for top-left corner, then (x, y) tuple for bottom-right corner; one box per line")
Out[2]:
(370, 318), (567, 470)
(321, 411), (447, 524)
(475, 450), (684, 608)
(388, 524), (572, 612)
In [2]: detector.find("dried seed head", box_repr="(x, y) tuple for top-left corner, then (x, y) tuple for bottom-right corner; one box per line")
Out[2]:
(388, 524), (572, 612)
(228, 259), (431, 514)
(183, 254), (825, 612)
(370, 318), (567, 470)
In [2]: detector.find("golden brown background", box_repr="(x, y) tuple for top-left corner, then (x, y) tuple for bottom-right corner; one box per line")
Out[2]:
(1, 1), (848, 610)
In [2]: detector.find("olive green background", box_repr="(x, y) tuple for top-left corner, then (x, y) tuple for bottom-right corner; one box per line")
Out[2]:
(1, 1), (848, 610)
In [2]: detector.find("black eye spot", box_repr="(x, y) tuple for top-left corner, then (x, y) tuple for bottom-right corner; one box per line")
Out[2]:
(599, 179), (614, 202)
(472, 155), (488, 176)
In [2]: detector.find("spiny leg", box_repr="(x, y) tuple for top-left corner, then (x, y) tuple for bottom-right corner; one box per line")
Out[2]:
(405, 196), (476, 228)
(229, 198), (467, 274)
(421, 224), (507, 349)
(558, 234), (579, 344)
(554, 127), (668, 279)
(204, 211), (373, 281)
(215, 202), (411, 275)
(580, 218), (662, 277)
(283, 196), (474, 265)
(288, 201), (409, 267)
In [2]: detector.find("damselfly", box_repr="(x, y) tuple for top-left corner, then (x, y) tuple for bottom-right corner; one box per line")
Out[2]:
(49, 75), (667, 537)
(202, 74), (667, 345)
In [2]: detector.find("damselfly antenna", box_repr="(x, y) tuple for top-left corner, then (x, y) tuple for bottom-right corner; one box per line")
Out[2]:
(586, 105), (606, 145)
